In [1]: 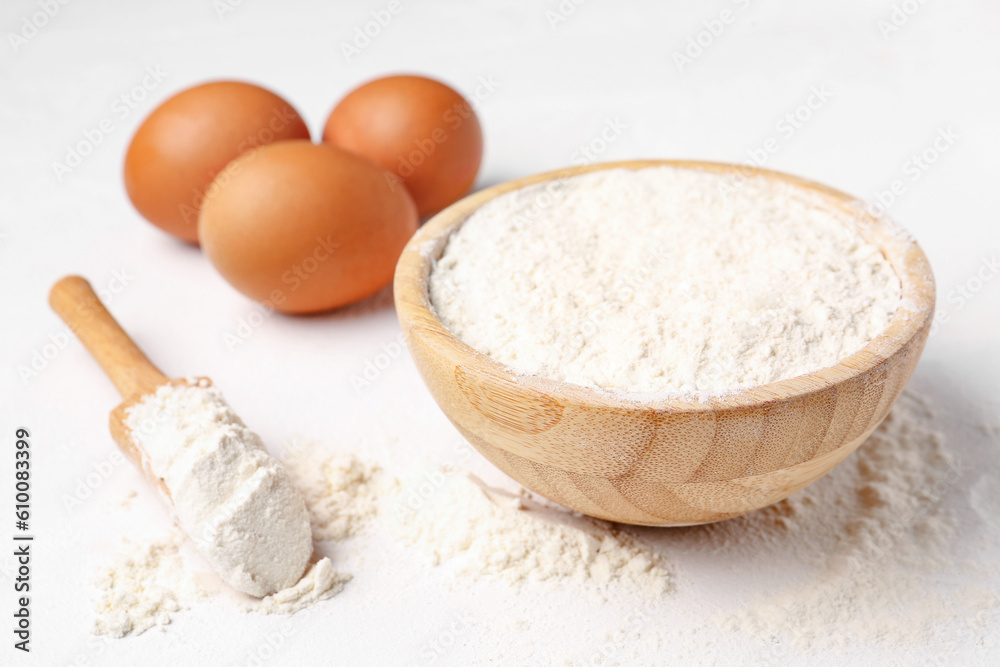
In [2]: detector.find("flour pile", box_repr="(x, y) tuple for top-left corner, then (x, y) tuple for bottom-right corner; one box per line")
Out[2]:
(281, 438), (389, 541)
(92, 532), (349, 636)
(95, 390), (985, 653)
(429, 166), (903, 395)
(391, 474), (671, 597)
(241, 558), (349, 616)
(91, 439), (375, 637)
(92, 531), (203, 638)
(698, 391), (968, 649)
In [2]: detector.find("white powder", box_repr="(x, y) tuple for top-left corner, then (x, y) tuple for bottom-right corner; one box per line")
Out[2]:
(91, 444), (377, 635)
(970, 474), (1000, 527)
(98, 393), (986, 654)
(240, 558), (350, 615)
(94, 447), (669, 636)
(392, 473), (670, 597)
(93, 536), (348, 635)
(429, 167), (902, 395)
(695, 391), (967, 649)
(548, 389), (979, 663)
(282, 439), (390, 541)
(92, 531), (203, 638)
(124, 381), (312, 598)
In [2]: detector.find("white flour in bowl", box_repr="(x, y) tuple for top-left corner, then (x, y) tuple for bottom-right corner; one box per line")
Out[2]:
(429, 166), (902, 395)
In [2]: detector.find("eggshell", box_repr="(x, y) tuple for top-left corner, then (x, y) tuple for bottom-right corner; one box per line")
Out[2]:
(322, 74), (483, 217)
(124, 81), (311, 244)
(198, 141), (418, 314)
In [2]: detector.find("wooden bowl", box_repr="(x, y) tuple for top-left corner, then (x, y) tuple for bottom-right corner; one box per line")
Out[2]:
(393, 160), (935, 526)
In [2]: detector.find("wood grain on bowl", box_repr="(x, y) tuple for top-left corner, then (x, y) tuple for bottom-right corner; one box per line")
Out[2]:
(394, 160), (935, 526)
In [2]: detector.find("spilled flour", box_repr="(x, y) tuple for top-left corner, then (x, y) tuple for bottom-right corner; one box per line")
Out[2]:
(391, 474), (670, 597)
(92, 532), (204, 638)
(93, 441), (669, 637)
(93, 530), (349, 636)
(94, 389), (992, 658)
(282, 438), (390, 541)
(240, 558), (350, 615)
(557, 390), (989, 664)
(92, 441), (376, 637)
(698, 391), (967, 649)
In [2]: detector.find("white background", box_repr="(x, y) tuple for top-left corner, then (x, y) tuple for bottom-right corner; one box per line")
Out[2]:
(1, 0), (998, 665)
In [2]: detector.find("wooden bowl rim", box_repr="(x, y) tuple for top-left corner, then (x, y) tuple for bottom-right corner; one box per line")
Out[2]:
(394, 159), (936, 413)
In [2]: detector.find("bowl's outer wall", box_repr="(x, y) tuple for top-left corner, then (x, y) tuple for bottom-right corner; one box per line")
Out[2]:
(394, 160), (936, 526)
(400, 304), (930, 525)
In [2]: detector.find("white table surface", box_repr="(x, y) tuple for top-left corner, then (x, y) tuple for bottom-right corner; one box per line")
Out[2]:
(2, 0), (998, 665)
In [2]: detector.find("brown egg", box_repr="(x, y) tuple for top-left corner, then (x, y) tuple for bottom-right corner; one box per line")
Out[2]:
(322, 75), (483, 218)
(199, 141), (418, 314)
(124, 81), (311, 244)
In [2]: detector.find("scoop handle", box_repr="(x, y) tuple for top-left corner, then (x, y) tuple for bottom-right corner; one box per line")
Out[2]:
(49, 275), (167, 398)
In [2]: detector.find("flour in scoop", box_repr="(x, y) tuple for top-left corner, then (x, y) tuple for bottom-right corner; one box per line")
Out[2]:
(89, 437), (373, 637)
(124, 381), (313, 598)
(429, 167), (902, 395)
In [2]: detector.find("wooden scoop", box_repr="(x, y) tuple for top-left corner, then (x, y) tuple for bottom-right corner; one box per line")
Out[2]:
(49, 275), (202, 502)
